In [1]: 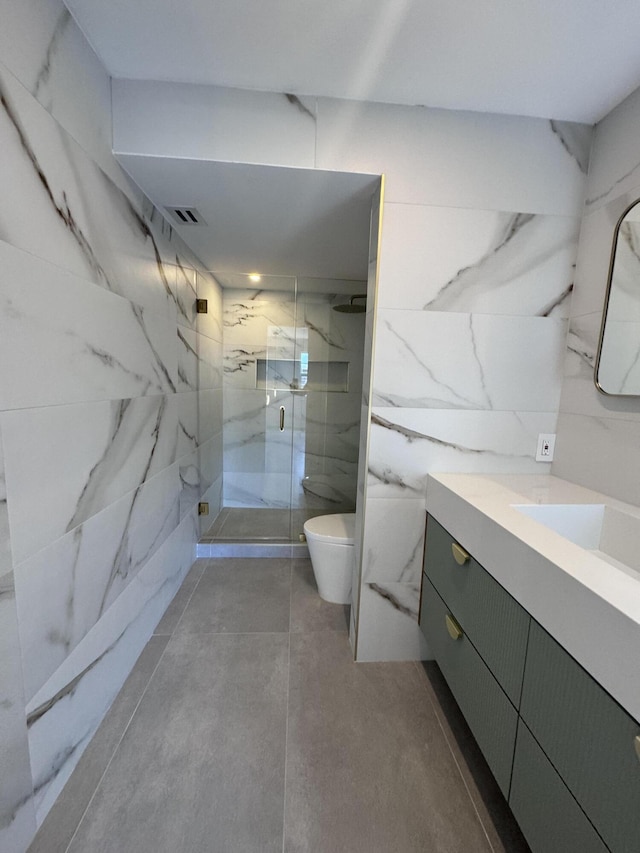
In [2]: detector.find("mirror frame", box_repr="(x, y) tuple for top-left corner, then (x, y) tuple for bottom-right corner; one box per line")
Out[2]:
(594, 197), (640, 396)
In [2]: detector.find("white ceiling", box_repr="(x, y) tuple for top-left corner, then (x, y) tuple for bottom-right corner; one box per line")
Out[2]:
(118, 155), (378, 279)
(67, 0), (640, 123)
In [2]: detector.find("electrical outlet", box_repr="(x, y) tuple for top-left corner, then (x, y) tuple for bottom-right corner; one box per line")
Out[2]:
(536, 433), (556, 462)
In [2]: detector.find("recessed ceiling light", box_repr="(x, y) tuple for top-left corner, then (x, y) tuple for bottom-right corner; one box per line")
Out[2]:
(249, 273), (261, 282)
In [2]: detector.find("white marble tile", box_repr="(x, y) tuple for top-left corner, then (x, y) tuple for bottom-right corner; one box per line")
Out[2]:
(585, 85), (640, 212)
(372, 311), (566, 412)
(0, 239), (179, 410)
(176, 327), (198, 393)
(0, 64), (182, 319)
(0, 569), (37, 852)
(198, 389), (224, 445)
(223, 472), (292, 509)
(199, 433), (224, 494)
(378, 205), (580, 316)
(113, 79), (316, 167)
(223, 343), (263, 389)
(177, 391), (199, 459)
(179, 448), (201, 521)
(175, 260), (198, 330)
(195, 271), (223, 343)
(199, 476), (223, 537)
(15, 461), (184, 699)
(355, 580), (430, 662)
(2, 394), (179, 564)
(26, 508), (197, 825)
(223, 389), (295, 474)
(316, 98), (589, 215)
(0, 2), (125, 194)
(570, 196), (631, 318)
(553, 413), (640, 507)
(367, 408), (558, 500)
(223, 294), (297, 348)
(0, 431), (11, 577)
(361, 499), (426, 584)
(199, 335), (223, 391)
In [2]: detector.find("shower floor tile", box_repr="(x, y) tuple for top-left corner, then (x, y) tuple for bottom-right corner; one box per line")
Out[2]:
(202, 506), (356, 542)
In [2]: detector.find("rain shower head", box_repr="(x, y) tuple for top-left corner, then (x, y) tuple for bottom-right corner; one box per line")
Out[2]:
(332, 295), (367, 314)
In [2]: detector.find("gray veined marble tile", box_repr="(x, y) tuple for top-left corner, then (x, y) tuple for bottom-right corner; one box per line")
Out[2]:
(316, 97), (588, 216)
(585, 87), (640, 212)
(0, 430), (12, 577)
(26, 508), (197, 825)
(0, 63), (184, 319)
(355, 580), (429, 662)
(27, 634), (170, 853)
(372, 310), (566, 412)
(378, 205), (580, 317)
(198, 388), (223, 444)
(367, 408), (558, 499)
(553, 412), (640, 507)
(15, 460), (184, 699)
(195, 269), (223, 343)
(174, 257), (198, 329)
(0, 1), (124, 195)
(0, 239), (179, 410)
(176, 326), (198, 392)
(223, 295), (297, 348)
(177, 391), (198, 459)
(1, 393), (180, 565)
(361, 498), (426, 584)
(0, 569), (37, 853)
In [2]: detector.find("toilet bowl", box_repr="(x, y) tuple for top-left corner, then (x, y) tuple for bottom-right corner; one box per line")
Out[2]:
(303, 513), (355, 604)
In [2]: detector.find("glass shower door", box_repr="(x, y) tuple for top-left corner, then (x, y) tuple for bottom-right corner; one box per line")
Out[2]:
(216, 273), (297, 540)
(288, 278), (367, 542)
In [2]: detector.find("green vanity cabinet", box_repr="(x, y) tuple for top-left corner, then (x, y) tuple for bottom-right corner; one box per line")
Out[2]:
(510, 721), (609, 853)
(423, 516), (530, 706)
(519, 621), (640, 853)
(419, 513), (640, 853)
(420, 577), (519, 796)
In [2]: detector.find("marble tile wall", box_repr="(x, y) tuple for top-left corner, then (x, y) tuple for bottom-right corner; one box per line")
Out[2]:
(0, 3), (223, 849)
(554, 83), (640, 505)
(221, 287), (365, 512)
(113, 79), (590, 664)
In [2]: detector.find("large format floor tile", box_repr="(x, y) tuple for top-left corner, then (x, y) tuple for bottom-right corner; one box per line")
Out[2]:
(32, 555), (529, 853)
(284, 631), (495, 853)
(174, 558), (291, 634)
(290, 559), (349, 633)
(67, 632), (289, 853)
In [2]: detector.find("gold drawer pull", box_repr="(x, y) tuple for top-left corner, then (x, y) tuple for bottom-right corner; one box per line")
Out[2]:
(445, 613), (463, 640)
(634, 736), (640, 762)
(451, 542), (470, 565)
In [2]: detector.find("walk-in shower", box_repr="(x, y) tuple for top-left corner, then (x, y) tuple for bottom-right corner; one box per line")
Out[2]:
(201, 273), (367, 544)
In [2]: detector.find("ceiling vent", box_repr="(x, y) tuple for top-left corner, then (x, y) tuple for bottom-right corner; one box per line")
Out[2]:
(165, 206), (206, 226)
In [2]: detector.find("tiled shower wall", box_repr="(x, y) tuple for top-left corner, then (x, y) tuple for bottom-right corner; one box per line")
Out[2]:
(113, 80), (591, 662)
(0, 3), (222, 849)
(554, 83), (640, 502)
(221, 286), (366, 512)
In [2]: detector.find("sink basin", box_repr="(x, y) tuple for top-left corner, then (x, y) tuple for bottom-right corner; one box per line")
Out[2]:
(513, 503), (640, 576)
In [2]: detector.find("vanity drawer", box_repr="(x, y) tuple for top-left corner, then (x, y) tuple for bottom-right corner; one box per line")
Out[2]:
(423, 516), (530, 707)
(520, 621), (640, 853)
(420, 577), (518, 797)
(510, 720), (609, 853)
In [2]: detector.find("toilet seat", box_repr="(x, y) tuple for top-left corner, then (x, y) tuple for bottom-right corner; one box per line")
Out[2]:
(303, 513), (355, 545)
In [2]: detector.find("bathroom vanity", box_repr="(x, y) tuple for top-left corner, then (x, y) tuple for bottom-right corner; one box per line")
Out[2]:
(421, 473), (640, 853)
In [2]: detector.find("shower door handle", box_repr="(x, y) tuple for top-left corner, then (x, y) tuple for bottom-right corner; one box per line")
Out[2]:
(279, 406), (285, 431)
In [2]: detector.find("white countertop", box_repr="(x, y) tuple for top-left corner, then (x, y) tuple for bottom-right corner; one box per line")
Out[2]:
(425, 473), (640, 722)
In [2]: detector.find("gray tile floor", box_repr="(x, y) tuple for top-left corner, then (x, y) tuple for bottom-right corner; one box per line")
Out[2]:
(30, 558), (530, 853)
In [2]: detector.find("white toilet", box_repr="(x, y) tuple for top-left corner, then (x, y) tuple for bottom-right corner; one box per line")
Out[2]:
(303, 513), (355, 605)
